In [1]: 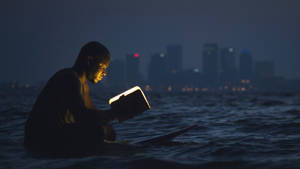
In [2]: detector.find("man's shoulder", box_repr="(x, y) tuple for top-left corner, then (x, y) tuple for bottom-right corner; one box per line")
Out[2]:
(54, 68), (76, 77)
(52, 68), (77, 80)
(49, 68), (80, 87)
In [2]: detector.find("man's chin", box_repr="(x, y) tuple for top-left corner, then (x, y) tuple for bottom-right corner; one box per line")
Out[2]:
(93, 78), (102, 84)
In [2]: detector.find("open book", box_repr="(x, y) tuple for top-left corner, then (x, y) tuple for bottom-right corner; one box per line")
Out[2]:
(109, 86), (151, 122)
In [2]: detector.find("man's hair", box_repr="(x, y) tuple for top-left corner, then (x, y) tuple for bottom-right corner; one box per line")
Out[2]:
(73, 41), (110, 72)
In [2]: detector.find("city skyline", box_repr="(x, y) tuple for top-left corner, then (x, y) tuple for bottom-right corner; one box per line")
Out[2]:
(0, 42), (292, 83)
(2, 43), (298, 92)
(100, 42), (282, 92)
(1, 0), (300, 82)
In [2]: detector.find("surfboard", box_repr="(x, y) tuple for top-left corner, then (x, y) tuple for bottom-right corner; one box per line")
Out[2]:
(99, 125), (198, 156)
(135, 125), (198, 146)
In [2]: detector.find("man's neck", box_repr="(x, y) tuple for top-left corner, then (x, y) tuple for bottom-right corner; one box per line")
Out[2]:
(78, 72), (88, 84)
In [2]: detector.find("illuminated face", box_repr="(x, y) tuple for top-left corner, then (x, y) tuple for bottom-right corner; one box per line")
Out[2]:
(88, 60), (109, 84)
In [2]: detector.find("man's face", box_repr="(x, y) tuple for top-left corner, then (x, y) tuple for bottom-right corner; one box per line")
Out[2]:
(88, 59), (110, 84)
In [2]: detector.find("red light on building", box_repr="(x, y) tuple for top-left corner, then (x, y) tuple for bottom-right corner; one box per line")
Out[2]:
(134, 53), (140, 58)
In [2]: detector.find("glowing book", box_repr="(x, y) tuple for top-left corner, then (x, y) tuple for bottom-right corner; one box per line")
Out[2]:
(109, 86), (151, 122)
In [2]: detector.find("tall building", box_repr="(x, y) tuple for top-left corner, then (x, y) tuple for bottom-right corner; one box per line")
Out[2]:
(125, 53), (143, 87)
(148, 53), (167, 88)
(107, 59), (125, 88)
(202, 43), (219, 85)
(166, 45), (183, 74)
(220, 47), (237, 82)
(239, 48), (253, 80)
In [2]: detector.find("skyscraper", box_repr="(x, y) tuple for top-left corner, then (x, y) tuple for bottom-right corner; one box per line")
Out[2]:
(202, 43), (219, 85)
(239, 49), (253, 80)
(166, 45), (183, 74)
(220, 47), (237, 82)
(125, 53), (143, 87)
(148, 53), (167, 88)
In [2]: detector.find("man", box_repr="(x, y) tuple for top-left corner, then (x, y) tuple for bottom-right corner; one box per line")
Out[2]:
(24, 41), (128, 157)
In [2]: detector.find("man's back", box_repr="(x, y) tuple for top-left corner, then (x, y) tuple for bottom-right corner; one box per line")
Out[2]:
(24, 68), (102, 157)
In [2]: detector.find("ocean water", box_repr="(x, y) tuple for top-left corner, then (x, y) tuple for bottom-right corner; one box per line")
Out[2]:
(1, 88), (300, 169)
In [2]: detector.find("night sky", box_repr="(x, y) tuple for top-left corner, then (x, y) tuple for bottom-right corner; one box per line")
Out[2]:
(1, 0), (299, 83)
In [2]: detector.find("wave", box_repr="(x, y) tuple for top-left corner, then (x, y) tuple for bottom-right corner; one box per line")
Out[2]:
(261, 100), (285, 106)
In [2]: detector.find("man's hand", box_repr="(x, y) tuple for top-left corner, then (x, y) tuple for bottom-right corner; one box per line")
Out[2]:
(103, 124), (116, 141)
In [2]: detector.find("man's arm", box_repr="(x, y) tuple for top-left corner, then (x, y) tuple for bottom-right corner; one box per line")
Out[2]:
(88, 109), (117, 125)
(62, 73), (118, 126)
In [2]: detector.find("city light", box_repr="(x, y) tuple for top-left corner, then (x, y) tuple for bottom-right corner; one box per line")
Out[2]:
(145, 85), (152, 92)
(168, 85), (172, 92)
(201, 88), (208, 92)
(134, 53), (140, 58)
(241, 79), (251, 84)
(187, 87), (193, 92)
(25, 84), (30, 88)
(182, 87), (195, 92)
